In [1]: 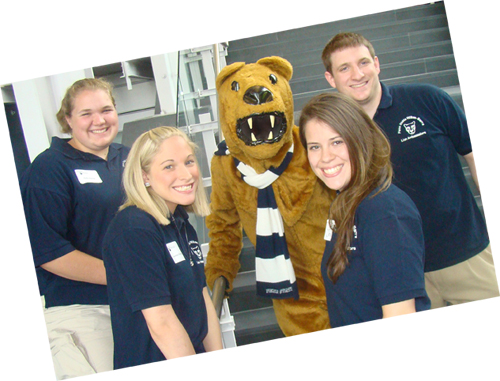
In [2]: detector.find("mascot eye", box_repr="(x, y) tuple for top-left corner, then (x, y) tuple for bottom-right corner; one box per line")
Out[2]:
(231, 81), (240, 92)
(269, 74), (278, 84)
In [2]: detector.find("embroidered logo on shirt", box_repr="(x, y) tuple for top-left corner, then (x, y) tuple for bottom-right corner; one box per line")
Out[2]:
(349, 224), (358, 251)
(404, 120), (417, 135)
(189, 241), (204, 266)
(398, 116), (427, 143)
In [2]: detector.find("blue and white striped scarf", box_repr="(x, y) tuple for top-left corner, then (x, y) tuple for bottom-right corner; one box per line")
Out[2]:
(214, 141), (299, 299)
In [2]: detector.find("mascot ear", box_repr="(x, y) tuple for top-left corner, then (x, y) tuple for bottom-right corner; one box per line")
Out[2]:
(216, 62), (246, 90)
(257, 56), (293, 81)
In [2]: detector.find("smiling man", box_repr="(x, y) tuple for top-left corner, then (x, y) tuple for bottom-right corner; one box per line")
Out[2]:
(324, 41), (381, 118)
(321, 32), (499, 309)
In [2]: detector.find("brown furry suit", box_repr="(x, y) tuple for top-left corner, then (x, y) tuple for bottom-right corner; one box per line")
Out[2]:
(205, 57), (333, 336)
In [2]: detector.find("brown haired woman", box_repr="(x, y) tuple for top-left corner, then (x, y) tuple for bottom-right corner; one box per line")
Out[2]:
(20, 78), (130, 378)
(299, 92), (430, 327)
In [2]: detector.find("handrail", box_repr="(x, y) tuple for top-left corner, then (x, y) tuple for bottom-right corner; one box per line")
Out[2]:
(212, 43), (224, 142)
(204, 45), (226, 319)
(211, 276), (227, 319)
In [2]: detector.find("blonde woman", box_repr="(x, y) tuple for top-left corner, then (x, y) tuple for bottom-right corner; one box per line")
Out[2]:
(299, 93), (430, 328)
(21, 78), (129, 379)
(102, 127), (222, 370)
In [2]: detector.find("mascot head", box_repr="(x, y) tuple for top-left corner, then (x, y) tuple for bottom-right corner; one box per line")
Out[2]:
(216, 56), (295, 170)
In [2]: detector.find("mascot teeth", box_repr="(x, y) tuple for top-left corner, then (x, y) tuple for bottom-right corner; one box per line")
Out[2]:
(236, 112), (286, 146)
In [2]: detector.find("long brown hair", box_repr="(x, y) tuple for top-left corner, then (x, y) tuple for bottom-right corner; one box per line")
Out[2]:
(299, 92), (392, 283)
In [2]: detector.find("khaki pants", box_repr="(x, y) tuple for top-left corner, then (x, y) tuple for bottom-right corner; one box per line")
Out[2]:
(425, 245), (500, 309)
(42, 297), (114, 379)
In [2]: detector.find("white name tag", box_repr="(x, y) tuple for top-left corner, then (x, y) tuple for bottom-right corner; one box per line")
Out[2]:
(324, 219), (335, 241)
(74, 169), (103, 184)
(166, 241), (185, 264)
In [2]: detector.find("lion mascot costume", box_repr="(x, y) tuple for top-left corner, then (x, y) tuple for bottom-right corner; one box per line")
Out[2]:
(205, 56), (333, 336)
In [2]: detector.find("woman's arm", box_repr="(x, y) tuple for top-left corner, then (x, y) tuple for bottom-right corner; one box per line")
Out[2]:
(142, 305), (196, 359)
(41, 249), (107, 285)
(382, 299), (416, 318)
(202, 287), (223, 352)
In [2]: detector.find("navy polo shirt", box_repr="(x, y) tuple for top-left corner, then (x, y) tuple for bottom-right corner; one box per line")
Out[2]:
(20, 137), (129, 307)
(322, 185), (430, 328)
(102, 205), (208, 370)
(374, 82), (489, 271)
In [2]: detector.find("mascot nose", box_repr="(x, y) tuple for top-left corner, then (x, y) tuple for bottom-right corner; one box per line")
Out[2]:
(243, 86), (274, 105)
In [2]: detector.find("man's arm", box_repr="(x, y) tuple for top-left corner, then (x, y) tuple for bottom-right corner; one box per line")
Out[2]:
(463, 152), (480, 193)
(41, 250), (107, 285)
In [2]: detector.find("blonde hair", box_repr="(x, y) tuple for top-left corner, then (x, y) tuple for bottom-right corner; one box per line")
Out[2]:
(56, 78), (116, 134)
(120, 126), (210, 225)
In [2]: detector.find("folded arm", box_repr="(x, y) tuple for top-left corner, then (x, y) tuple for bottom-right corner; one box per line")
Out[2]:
(41, 249), (107, 285)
